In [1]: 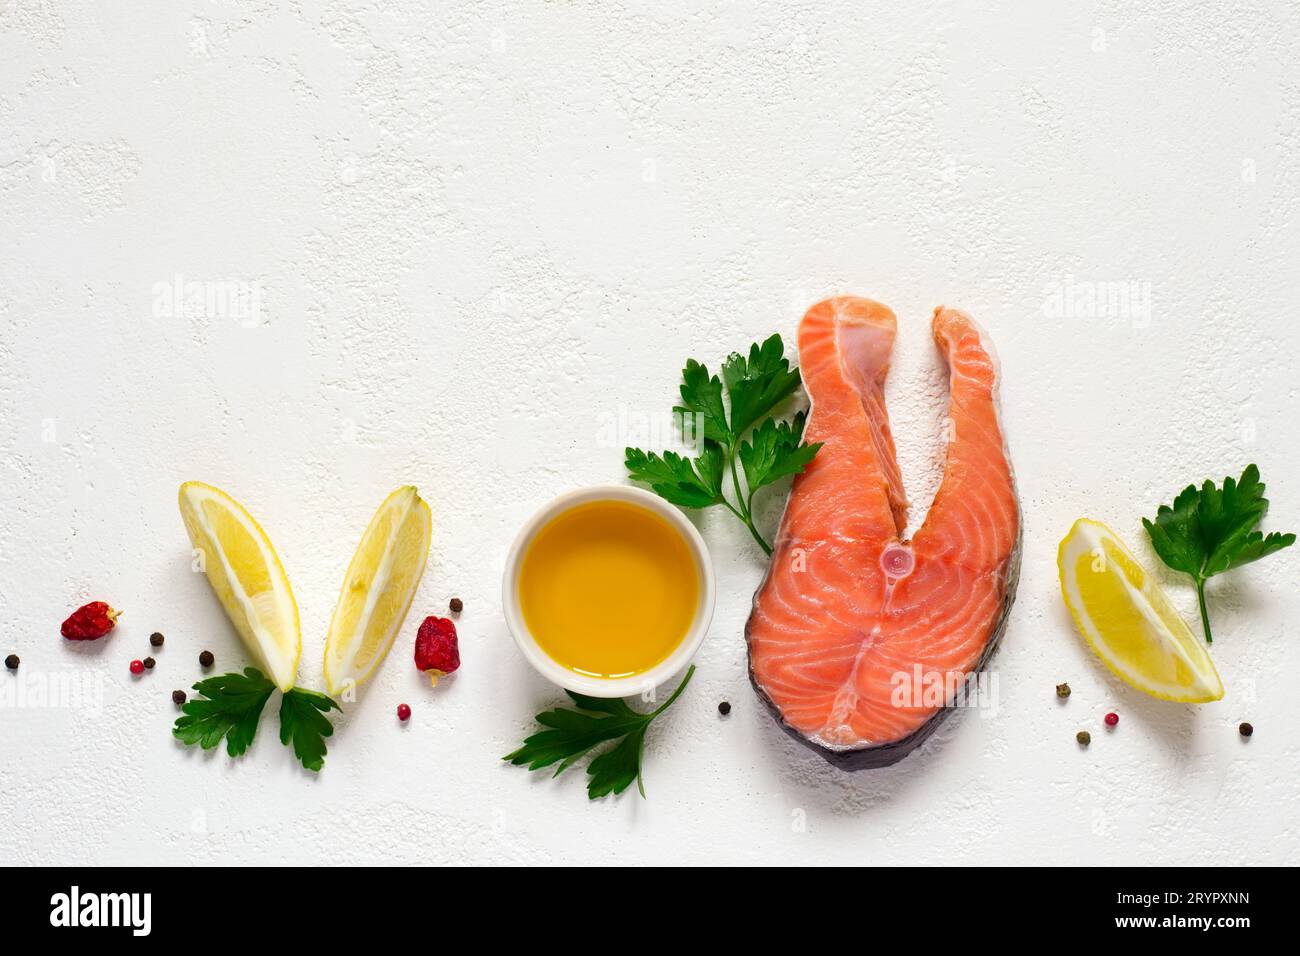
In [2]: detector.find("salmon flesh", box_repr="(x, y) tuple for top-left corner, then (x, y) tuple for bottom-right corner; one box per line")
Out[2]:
(746, 297), (1020, 769)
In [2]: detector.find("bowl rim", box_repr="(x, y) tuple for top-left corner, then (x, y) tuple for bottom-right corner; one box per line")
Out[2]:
(501, 484), (716, 698)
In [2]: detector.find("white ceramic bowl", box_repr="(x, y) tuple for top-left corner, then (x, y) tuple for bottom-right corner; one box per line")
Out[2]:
(502, 485), (716, 697)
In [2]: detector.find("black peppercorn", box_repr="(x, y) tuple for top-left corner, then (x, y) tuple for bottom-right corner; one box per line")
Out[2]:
(449, 597), (463, 613)
(199, 650), (214, 668)
(718, 701), (731, 716)
(1239, 722), (1253, 738)
(150, 632), (165, 647)
(4, 654), (18, 671)
(172, 690), (187, 706)
(143, 657), (156, 670)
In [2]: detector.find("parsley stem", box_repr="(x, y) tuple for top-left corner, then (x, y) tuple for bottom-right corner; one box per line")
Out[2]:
(635, 666), (697, 798)
(726, 440), (774, 556)
(650, 663), (696, 718)
(1195, 577), (1213, 644)
(743, 514), (773, 556)
(727, 439), (747, 509)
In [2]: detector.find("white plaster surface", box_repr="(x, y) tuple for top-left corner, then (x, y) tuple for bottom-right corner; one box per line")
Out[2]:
(2, 2), (1299, 866)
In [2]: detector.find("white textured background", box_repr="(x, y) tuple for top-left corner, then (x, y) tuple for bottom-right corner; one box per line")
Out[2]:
(2, 1), (1298, 866)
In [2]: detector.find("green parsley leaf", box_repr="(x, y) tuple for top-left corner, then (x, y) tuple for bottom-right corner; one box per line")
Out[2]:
(564, 693), (640, 717)
(722, 333), (802, 437)
(1143, 464), (1295, 643)
(626, 334), (819, 555)
(503, 665), (694, 800)
(586, 728), (648, 799)
(624, 443), (725, 509)
(278, 687), (341, 773)
(674, 359), (731, 443)
(739, 412), (822, 500)
(173, 667), (276, 758)
(1142, 483), (1203, 578)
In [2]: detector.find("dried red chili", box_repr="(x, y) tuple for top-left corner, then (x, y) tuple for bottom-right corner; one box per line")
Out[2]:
(61, 601), (121, 640)
(415, 615), (459, 686)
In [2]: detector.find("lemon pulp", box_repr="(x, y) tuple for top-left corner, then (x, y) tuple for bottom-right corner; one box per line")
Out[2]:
(178, 481), (301, 692)
(324, 486), (432, 695)
(519, 500), (699, 679)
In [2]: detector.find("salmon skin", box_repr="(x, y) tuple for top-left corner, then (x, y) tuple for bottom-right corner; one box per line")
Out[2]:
(746, 298), (1020, 769)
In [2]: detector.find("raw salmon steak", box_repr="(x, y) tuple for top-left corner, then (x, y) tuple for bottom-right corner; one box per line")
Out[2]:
(746, 297), (1020, 769)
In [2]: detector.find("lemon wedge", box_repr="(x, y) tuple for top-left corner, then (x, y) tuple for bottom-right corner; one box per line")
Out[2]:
(178, 481), (302, 692)
(324, 486), (431, 696)
(1058, 518), (1223, 703)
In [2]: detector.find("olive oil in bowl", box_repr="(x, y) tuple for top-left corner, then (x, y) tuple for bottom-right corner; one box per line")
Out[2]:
(519, 500), (699, 678)
(505, 487), (714, 696)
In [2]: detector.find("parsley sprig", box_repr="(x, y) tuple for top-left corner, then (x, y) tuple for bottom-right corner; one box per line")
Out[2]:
(1143, 464), (1294, 643)
(503, 665), (694, 799)
(172, 667), (342, 772)
(626, 335), (820, 555)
